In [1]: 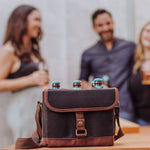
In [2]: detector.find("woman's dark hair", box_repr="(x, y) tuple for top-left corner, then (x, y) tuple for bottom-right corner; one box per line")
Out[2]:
(3, 5), (44, 62)
(92, 9), (112, 25)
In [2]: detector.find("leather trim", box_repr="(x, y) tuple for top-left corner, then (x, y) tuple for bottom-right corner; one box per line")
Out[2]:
(15, 137), (41, 149)
(76, 112), (86, 138)
(41, 136), (114, 147)
(44, 88), (119, 113)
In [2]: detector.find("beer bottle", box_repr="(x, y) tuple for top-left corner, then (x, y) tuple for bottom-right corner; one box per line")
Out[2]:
(94, 78), (103, 88)
(52, 81), (60, 89)
(91, 81), (95, 87)
(73, 80), (81, 89)
(102, 75), (110, 87)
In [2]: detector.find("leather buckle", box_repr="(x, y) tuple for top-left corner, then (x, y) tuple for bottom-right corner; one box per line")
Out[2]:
(75, 129), (87, 137)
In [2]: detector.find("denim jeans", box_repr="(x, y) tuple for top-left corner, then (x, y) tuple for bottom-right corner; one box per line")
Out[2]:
(120, 111), (135, 122)
(136, 118), (150, 126)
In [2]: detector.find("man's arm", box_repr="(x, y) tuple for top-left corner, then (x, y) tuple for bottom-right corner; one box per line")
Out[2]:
(79, 52), (91, 89)
(81, 80), (91, 89)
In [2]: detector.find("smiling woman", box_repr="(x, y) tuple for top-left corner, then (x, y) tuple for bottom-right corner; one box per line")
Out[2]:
(0, 5), (49, 91)
(0, 5), (49, 147)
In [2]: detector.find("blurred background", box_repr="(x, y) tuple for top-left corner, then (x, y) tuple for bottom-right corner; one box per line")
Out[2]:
(0, 0), (150, 88)
(0, 0), (150, 148)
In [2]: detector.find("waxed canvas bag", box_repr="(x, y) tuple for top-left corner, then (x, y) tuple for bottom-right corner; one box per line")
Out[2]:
(15, 88), (124, 149)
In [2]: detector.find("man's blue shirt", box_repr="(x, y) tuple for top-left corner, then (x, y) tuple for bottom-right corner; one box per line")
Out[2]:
(80, 38), (136, 112)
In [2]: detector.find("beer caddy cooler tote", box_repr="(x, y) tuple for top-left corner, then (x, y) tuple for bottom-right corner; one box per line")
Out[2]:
(15, 88), (124, 149)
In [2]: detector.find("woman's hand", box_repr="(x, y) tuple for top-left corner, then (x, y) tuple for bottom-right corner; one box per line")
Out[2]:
(141, 60), (150, 74)
(29, 70), (49, 86)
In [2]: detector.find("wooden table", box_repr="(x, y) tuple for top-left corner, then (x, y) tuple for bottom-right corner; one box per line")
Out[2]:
(3, 126), (150, 150)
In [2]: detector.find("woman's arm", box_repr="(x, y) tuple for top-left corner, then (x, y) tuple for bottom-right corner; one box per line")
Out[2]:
(0, 47), (49, 92)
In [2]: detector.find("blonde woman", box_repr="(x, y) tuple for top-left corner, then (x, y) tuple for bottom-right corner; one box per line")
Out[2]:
(130, 22), (150, 126)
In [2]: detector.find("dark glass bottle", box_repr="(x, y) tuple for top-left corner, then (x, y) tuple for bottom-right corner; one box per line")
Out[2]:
(73, 80), (81, 89)
(94, 78), (103, 88)
(91, 80), (95, 87)
(52, 81), (60, 89)
(102, 75), (110, 87)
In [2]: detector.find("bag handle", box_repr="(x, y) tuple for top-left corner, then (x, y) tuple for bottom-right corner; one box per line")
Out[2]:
(15, 102), (43, 149)
(114, 102), (124, 141)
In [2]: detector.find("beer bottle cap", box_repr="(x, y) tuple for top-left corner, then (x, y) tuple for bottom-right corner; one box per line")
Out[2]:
(94, 78), (103, 81)
(91, 81), (94, 84)
(73, 80), (81, 84)
(52, 81), (60, 84)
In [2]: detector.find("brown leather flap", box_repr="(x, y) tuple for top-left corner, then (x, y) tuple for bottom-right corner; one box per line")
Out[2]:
(43, 88), (118, 113)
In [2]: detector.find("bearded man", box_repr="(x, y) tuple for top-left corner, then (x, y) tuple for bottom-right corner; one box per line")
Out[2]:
(79, 9), (136, 122)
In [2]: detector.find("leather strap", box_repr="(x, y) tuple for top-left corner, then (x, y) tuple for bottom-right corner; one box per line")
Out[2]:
(75, 112), (87, 138)
(114, 103), (124, 141)
(34, 101), (43, 140)
(15, 137), (41, 149)
(15, 102), (43, 149)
